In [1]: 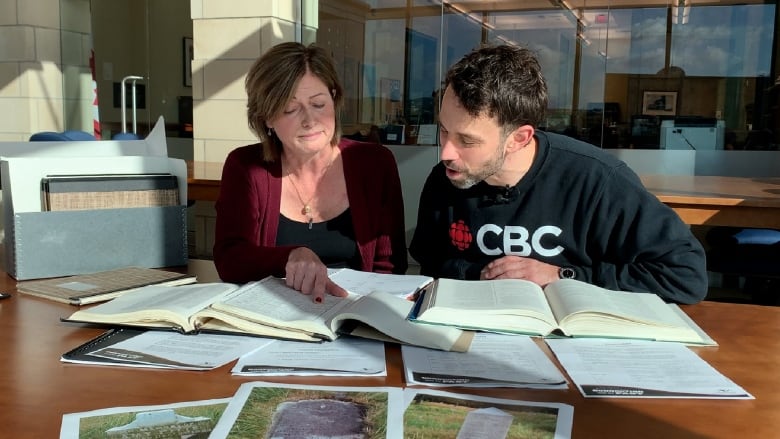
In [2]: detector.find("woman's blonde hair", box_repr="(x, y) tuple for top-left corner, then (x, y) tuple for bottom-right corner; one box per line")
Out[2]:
(245, 42), (344, 162)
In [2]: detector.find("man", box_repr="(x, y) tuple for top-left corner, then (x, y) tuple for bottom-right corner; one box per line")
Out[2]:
(409, 44), (707, 304)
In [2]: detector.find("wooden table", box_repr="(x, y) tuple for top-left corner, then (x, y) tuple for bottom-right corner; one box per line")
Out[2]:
(187, 160), (223, 202)
(641, 174), (780, 228)
(0, 272), (778, 437)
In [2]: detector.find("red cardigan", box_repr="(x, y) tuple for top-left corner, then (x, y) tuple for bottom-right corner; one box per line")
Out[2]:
(213, 138), (408, 282)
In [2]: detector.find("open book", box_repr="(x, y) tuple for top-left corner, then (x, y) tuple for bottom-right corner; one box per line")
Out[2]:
(63, 276), (473, 352)
(408, 278), (715, 345)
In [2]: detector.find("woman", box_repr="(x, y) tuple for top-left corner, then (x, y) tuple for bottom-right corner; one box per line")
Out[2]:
(213, 42), (408, 302)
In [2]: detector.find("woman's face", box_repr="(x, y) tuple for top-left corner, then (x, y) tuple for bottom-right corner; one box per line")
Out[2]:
(267, 70), (335, 155)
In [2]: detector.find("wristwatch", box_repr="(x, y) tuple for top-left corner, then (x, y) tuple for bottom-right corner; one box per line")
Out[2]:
(559, 267), (576, 279)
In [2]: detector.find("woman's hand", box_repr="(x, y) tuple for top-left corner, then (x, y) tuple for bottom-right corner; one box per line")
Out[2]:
(285, 247), (348, 302)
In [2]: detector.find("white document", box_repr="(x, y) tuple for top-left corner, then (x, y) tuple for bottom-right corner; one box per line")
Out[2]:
(402, 333), (567, 388)
(329, 268), (432, 298)
(546, 338), (753, 398)
(210, 382), (405, 439)
(232, 337), (386, 376)
(81, 331), (273, 370)
(59, 397), (230, 439)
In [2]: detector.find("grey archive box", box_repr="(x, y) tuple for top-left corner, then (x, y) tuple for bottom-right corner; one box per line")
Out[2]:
(4, 206), (188, 280)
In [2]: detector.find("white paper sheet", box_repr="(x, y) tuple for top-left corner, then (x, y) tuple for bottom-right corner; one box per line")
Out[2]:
(546, 338), (753, 398)
(80, 331), (273, 370)
(232, 336), (386, 376)
(402, 333), (567, 388)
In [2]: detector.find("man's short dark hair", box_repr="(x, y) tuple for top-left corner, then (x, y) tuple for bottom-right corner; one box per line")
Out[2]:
(444, 44), (548, 130)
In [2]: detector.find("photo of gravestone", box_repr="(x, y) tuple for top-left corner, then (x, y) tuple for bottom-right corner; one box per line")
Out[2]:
(404, 393), (561, 438)
(75, 402), (227, 438)
(223, 387), (390, 438)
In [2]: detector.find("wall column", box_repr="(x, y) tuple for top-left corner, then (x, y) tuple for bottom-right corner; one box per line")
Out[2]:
(188, 1), (317, 257)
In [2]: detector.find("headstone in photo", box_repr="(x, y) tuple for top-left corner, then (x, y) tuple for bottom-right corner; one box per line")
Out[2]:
(106, 408), (212, 437)
(456, 407), (513, 439)
(268, 399), (367, 438)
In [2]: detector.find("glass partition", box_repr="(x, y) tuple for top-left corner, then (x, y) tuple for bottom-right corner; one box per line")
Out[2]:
(315, 0), (778, 151)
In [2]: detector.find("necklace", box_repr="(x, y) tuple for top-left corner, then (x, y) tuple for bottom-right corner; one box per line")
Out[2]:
(286, 149), (336, 229)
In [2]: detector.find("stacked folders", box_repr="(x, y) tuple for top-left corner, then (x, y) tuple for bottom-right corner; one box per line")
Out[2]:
(41, 173), (179, 211)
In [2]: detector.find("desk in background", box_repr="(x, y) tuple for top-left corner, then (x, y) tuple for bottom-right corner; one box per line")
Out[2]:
(0, 271), (778, 437)
(640, 175), (780, 228)
(188, 161), (780, 229)
(187, 160), (222, 202)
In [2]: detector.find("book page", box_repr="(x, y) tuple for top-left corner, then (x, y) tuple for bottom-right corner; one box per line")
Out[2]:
(430, 278), (554, 315)
(543, 280), (708, 343)
(414, 278), (557, 335)
(545, 279), (690, 327)
(207, 277), (356, 339)
(66, 283), (239, 331)
(330, 291), (472, 352)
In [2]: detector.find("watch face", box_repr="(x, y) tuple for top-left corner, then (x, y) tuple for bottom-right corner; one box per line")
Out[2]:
(560, 267), (576, 279)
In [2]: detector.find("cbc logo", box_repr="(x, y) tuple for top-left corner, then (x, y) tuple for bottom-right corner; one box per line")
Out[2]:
(449, 221), (564, 257)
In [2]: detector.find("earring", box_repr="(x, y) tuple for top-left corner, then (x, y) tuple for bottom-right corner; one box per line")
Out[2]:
(267, 127), (273, 137)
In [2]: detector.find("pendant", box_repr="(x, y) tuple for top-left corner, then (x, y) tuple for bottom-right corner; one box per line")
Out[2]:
(301, 205), (311, 216)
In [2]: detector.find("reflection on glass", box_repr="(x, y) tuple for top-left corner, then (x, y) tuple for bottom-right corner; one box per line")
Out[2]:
(316, 1), (776, 150)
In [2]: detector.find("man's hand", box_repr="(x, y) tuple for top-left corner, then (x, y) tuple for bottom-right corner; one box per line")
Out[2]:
(480, 255), (560, 287)
(285, 247), (349, 302)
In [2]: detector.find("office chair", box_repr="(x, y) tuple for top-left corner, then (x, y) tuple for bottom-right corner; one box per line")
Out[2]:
(706, 227), (780, 305)
(29, 130), (96, 141)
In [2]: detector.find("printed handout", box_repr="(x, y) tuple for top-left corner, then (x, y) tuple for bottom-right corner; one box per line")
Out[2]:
(402, 333), (567, 388)
(546, 338), (753, 398)
(232, 336), (387, 376)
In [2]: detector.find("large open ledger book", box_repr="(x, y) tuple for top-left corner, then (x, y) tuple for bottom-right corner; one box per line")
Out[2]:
(63, 277), (473, 352)
(408, 278), (715, 345)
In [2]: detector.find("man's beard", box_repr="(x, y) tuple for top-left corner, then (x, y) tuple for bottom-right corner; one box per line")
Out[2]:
(445, 145), (506, 189)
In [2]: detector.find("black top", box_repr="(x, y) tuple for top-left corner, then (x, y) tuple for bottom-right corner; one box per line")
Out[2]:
(276, 208), (360, 269)
(409, 130), (708, 304)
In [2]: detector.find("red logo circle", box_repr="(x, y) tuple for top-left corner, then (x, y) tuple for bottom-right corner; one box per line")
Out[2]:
(449, 220), (472, 251)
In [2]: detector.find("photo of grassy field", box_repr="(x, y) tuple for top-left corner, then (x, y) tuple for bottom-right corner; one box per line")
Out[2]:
(403, 393), (560, 439)
(76, 401), (227, 438)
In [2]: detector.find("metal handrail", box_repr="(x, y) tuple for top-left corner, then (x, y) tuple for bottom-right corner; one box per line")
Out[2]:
(120, 75), (144, 134)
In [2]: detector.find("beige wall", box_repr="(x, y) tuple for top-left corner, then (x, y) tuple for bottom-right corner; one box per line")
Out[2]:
(0, 0), (75, 140)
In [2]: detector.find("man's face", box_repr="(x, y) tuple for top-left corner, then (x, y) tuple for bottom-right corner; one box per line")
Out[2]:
(438, 87), (508, 189)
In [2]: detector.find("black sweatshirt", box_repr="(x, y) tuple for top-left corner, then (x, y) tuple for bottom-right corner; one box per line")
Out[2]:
(410, 131), (708, 304)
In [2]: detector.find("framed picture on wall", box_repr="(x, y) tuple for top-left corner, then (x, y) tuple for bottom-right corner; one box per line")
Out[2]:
(642, 91), (677, 116)
(183, 37), (194, 87)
